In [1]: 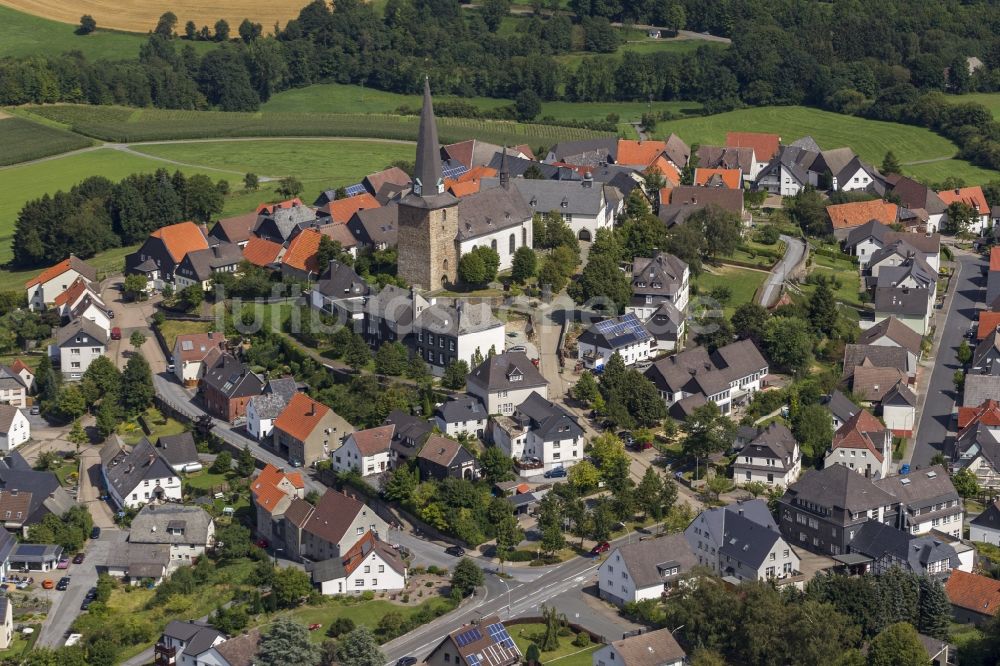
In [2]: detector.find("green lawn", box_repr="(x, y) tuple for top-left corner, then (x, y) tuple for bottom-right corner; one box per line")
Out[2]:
(950, 92), (1000, 118)
(540, 100), (702, 123)
(652, 105), (999, 183)
(692, 265), (769, 317)
(157, 319), (214, 352)
(283, 598), (457, 643)
(0, 5), (149, 59)
(0, 116), (94, 166)
(183, 469), (229, 491)
(510, 622), (601, 666)
(896, 158), (999, 187)
(129, 139), (413, 204)
(119, 407), (188, 445)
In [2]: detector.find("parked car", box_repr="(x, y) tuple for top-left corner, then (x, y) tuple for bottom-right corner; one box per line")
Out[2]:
(15, 581), (28, 590)
(56, 577), (70, 591)
(543, 467), (567, 479)
(72, 553), (85, 565)
(110, 327), (121, 340)
(29, 405), (39, 415)
(445, 545), (466, 557)
(79, 599), (91, 611)
(590, 541), (611, 556)
(84, 587), (97, 600)
(90, 527), (101, 540)
(397, 657), (418, 666)
(56, 559), (69, 570)
(41, 579), (54, 590)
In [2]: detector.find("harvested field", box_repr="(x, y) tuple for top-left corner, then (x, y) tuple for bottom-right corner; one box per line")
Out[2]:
(0, 0), (304, 35)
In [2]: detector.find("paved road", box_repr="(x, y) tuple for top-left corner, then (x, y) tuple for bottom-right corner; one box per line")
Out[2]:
(758, 235), (806, 308)
(910, 251), (986, 467)
(35, 528), (126, 648)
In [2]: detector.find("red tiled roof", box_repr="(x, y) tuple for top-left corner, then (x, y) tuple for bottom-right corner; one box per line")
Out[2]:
(349, 425), (394, 457)
(174, 331), (226, 363)
(649, 156), (681, 187)
(991, 247), (1000, 273)
(341, 531), (406, 577)
(827, 200), (898, 230)
(52, 277), (91, 308)
(318, 222), (358, 249)
(242, 236), (283, 267)
(25, 256), (95, 288)
(958, 399), (1000, 431)
(458, 166), (497, 183)
(319, 193), (380, 224)
(287, 472), (304, 489)
(659, 187), (673, 205)
(945, 570), (1000, 616)
(257, 198), (304, 215)
(978, 312), (1000, 340)
(616, 139), (667, 167)
(693, 167), (742, 189)
(10, 360), (32, 375)
(251, 463), (301, 512)
(938, 186), (989, 214)
(447, 180), (483, 198)
(150, 221), (209, 263)
(282, 228), (323, 275)
(513, 144), (535, 160)
(726, 132), (780, 161)
(274, 393), (331, 442)
(831, 408), (887, 462)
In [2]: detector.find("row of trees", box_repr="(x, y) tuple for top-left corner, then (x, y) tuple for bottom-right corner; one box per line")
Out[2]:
(11, 169), (226, 268)
(35, 352), (154, 427)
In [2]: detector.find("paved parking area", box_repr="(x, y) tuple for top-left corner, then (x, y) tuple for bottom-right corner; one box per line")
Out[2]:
(36, 528), (126, 648)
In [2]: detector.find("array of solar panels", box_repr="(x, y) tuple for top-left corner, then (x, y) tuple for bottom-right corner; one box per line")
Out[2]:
(343, 183), (367, 197)
(487, 623), (516, 650)
(595, 313), (649, 348)
(455, 627), (483, 647)
(442, 161), (469, 180)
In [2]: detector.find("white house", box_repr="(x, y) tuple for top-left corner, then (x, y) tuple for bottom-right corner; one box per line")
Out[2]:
(875, 466), (964, 539)
(310, 531), (407, 595)
(333, 425), (395, 477)
(824, 409), (892, 479)
(592, 629), (686, 666)
(0, 598), (11, 651)
(858, 317), (923, 373)
(50, 318), (108, 380)
(101, 437), (183, 510)
(971, 501), (1000, 545)
(732, 422), (801, 487)
(490, 392), (584, 477)
(433, 397), (488, 439)
(129, 504), (216, 563)
(684, 500), (800, 582)
(245, 378), (299, 441)
(155, 621), (227, 666)
(0, 406), (30, 453)
(466, 351), (548, 416)
(410, 300), (506, 377)
(597, 534), (698, 606)
(53, 277), (110, 330)
(938, 186), (992, 235)
(309, 260), (371, 321)
(456, 177), (534, 272)
(25, 256), (97, 312)
(488, 175), (622, 242)
(172, 332), (227, 388)
(577, 313), (653, 370)
(627, 252), (689, 321)
(881, 383), (917, 435)
(0, 361), (33, 409)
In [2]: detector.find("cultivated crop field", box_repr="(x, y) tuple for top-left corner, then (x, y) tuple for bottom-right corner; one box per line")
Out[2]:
(654, 105), (1000, 184)
(23, 105), (613, 148)
(0, 0), (304, 35)
(0, 115), (93, 166)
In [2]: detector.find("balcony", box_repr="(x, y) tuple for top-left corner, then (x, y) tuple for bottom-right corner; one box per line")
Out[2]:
(514, 457), (543, 471)
(154, 644), (178, 666)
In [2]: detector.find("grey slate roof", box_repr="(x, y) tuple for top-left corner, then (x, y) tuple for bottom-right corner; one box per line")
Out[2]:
(253, 205), (317, 242)
(612, 534), (697, 589)
(310, 556), (347, 583)
(414, 300), (502, 337)
(842, 344), (910, 376)
(823, 390), (860, 425)
(783, 464), (895, 513)
(874, 465), (958, 508)
(467, 351), (548, 394)
(0, 455), (73, 525)
(874, 285), (932, 317)
(697, 145), (754, 174)
(849, 520), (958, 572)
(161, 620), (225, 656)
(363, 284), (414, 328)
(510, 392), (583, 442)
(742, 422), (798, 467)
(645, 340), (768, 403)
(963, 374), (1000, 407)
(578, 313), (652, 351)
(547, 138), (618, 164)
(314, 260), (371, 300)
(348, 206), (399, 246)
(790, 135), (821, 152)
(0, 366), (28, 392)
(719, 510), (784, 569)
(632, 252), (687, 299)
(250, 393), (289, 420)
(481, 177), (611, 217)
(973, 331), (1000, 374)
(859, 317), (924, 356)
(55, 317), (108, 347)
(11, 543), (62, 563)
(882, 382), (917, 407)
(179, 243), (244, 281)
(456, 184), (533, 241)
(971, 500), (1000, 531)
(130, 504), (213, 546)
(663, 134), (691, 168)
(153, 433), (199, 468)
(201, 353), (265, 399)
(103, 438), (177, 499)
(435, 396), (487, 424)
(0, 529), (15, 565)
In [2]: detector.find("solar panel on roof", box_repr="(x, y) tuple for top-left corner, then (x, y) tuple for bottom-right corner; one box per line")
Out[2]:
(486, 623), (515, 649)
(466, 655), (480, 666)
(442, 163), (469, 180)
(344, 183), (367, 197)
(594, 313), (649, 349)
(455, 628), (482, 647)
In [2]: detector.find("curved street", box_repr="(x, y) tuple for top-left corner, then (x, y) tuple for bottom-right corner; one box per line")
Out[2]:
(757, 234), (806, 308)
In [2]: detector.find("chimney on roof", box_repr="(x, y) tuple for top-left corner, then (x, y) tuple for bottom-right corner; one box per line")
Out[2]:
(955, 189), (961, 195)
(308, 402), (316, 417)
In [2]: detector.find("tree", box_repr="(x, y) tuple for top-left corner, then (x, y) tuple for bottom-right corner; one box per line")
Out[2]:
(121, 354), (154, 416)
(682, 403), (735, 466)
(787, 187), (829, 236)
(957, 339), (972, 365)
(881, 151), (902, 175)
(703, 474), (733, 502)
(258, 618), (322, 666)
(214, 19), (231, 41)
(458, 251), (487, 287)
(694, 317), (734, 354)
(442, 360), (470, 389)
(237, 445), (256, 476)
(793, 403), (834, 462)
(479, 446), (514, 485)
(68, 419), (88, 451)
(867, 622), (926, 666)
(494, 513), (523, 568)
(77, 15), (97, 34)
(374, 342), (409, 376)
(952, 467), (980, 498)
(277, 177), (303, 198)
(451, 557), (484, 597)
(540, 521), (565, 556)
(568, 459), (600, 491)
(731, 303), (770, 342)
(96, 396), (120, 439)
(688, 649), (726, 666)
(210, 451), (232, 474)
(525, 644), (541, 666)
(154, 11), (178, 37)
(383, 464), (417, 502)
(123, 274), (148, 301)
(953, 369), (966, 392)
(244, 173), (260, 191)
(56, 385), (87, 421)
(342, 332), (371, 371)
(693, 205), (741, 260)
(511, 246), (537, 283)
(918, 577), (950, 640)
(272, 566), (313, 609)
(808, 281), (838, 336)
(514, 89), (542, 122)
(635, 467), (664, 519)
(239, 18), (263, 42)
(570, 371), (599, 404)
(184, 174), (224, 223)
(81, 355), (121, 405)
(763, 316), (814, 376)
(568, 254), (631, 312)
(129, 330), (146, 349)
(180, 284), (204, 311)
(539, 605), (565, 651)
(944, 202), (976, 235)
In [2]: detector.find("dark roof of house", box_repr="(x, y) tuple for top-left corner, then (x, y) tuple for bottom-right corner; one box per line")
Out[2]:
(696, 145), (753, 174)
(645, 340), (769, 403)
(0, 455), (72, 524)
(130, 504), (213, 545)
(719, 510), (784, 569)
(440, 615), (521, 666)
(886, 174), (947, 215)
(310, 556), (347, 583)
(11, 543), (63, 563)
(480, 177), (610, 217)
(973, 330), (1000, 371)
(964, 374), (1000, 407)
(180, 243), (244, 281)
(253, 205), (317, 242)
(107, 542), (170, 578)
(882, 382), (917, 407)
(742, 422), (798, 464)
(849, 520), (958, 572)
(162, 620), (224, 655)
(611, 534), (697, 588)
(858, 317), (924, 356)
(874, 465), (958, 507)
(783, 464), (895, 512)
(455, 184), (534, 241)
(414, 300), (502, 337)
(201, 353), (265, 399)
(842, 344), (910, 376)
(55, 318), (108, 348)
(417, 435), (473, 468)
(823, 390), (860, 424)
(631, 252), (688, 299)
(658, 186), (744, 227)
(153, 433), (199, 467)
(0, 529), (15, 565)
(209, 212), (258, 245)
(578, 313), (653, 351)
(436, 396), (487, 424)
(971, 500), (1000, 531)
(548, 138), (619, 164)
(348, 206), (399, 246)
(467, 351), (548, 394)
(103, 438), (177, 498)
(214, 630), (261, 666)
(509, 392), (583, 442)
(874, 285), (931, 317)
(314, 260), (371, 300)
(302, 490), (367, 546)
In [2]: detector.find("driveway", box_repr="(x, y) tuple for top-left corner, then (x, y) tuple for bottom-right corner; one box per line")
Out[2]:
(909, 251), (986, 467)
(78, 446), (116, 528)
(35, 528), (126, 648)
(100, 278), (164, 373)
(758, 235), (806, 308)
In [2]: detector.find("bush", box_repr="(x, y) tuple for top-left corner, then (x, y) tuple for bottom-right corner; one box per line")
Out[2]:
(572, 633), (591, 647)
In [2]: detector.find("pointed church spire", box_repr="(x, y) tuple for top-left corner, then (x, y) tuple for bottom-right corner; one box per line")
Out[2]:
(499, 145), (509, 190)
(413, 77), (444, 197)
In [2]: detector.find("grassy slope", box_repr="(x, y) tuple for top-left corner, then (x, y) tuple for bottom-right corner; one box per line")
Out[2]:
(129, 139), (412, 201)
(0, 116), (93, 166)
(692, 265), (768, 317)
(0, 5), (148, 59)
(951, 92), (1000, 118)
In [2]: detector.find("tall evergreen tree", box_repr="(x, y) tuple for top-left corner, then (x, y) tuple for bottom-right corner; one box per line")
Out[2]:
(121, 354), (154, 416)
(917, 577), (951, 640)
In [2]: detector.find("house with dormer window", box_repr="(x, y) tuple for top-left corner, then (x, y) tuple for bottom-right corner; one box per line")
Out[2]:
(491, 392), (583, 476)
(50, 318), (108, 380)
(467, 351), (548, 415)
(732, 422), (802, 487)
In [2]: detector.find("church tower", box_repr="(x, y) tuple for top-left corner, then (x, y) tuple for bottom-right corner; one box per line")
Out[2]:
(397, 79), (459, 290)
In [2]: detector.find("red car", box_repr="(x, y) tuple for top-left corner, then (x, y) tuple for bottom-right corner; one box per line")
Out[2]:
(254, 538), (269, 549)
(72, 553), (85, 564)
(590, 541), (610, 556)
(308, 624), (322, 631)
